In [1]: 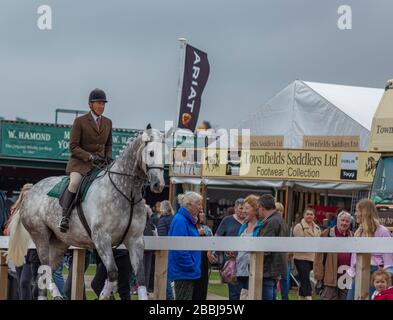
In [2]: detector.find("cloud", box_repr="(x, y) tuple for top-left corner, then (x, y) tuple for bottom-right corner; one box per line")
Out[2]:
(0, 0), (392, 130)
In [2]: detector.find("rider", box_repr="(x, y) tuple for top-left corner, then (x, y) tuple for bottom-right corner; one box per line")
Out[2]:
(59, 88), (113, 233)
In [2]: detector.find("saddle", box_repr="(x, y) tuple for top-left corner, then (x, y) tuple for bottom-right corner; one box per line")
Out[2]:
(47, 168), (102, 203)
(47, 168), (103, 237)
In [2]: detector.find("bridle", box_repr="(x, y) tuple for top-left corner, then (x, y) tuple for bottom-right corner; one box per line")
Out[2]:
(99, 134), (165, 205)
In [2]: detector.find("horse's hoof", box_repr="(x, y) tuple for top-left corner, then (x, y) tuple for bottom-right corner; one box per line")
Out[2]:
(99, 294), (111, 300)
(53, 296), (64, 300)
(137, 286), (148, 300)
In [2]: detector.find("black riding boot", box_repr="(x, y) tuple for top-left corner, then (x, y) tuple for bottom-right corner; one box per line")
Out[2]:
(59, 189), (76, 233)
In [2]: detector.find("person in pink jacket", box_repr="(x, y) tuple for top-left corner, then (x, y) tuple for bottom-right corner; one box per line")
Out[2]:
(347, 199), (393, 300)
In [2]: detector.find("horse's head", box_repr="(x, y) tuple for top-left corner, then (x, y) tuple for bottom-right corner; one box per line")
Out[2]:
(140, 124), (165, 193)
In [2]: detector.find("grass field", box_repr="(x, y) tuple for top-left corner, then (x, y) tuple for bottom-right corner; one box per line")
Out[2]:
(70, 266), (317, 300)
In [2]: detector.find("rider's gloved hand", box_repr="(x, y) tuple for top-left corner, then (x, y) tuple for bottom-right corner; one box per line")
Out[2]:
(91, 154), (106, 166)
(105, 156), (113, 164)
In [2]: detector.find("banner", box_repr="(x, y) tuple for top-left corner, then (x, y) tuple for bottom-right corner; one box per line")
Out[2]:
(236, 136), (284, 149)
(303, 136), (360, 151)
(201, 149), (380, 183)
(0, 121), (140, 161)
(177, 44), (210, 132)
(369, 85), (393, 152)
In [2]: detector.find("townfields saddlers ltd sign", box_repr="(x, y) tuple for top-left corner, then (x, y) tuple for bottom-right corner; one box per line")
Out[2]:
(0, 120), (140, 161)
(202, 149), (380, 184)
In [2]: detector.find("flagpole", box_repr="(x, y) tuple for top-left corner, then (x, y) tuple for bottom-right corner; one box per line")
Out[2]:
(175, 38), (187, 130)
(173, 38), (187, 170)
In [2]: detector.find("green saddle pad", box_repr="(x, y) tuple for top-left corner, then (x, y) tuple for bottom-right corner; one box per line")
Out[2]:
(47, 168), (103, 202)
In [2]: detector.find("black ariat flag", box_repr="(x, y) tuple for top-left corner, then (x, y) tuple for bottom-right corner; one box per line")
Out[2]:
(177, 44), (210, 132)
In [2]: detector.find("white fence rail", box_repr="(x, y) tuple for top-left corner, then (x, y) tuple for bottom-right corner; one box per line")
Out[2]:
(0, 236), (389, 300)
(1, 236), (392, 252)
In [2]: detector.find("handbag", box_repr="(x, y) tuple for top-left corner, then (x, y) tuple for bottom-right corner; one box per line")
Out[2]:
(219, 258), (237, 284)
(210, 251), (225, 270)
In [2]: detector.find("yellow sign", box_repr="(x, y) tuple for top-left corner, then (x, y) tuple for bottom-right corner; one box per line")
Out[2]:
(236, 136), (284, 149)
(369, 85), (393, 152)
(303, 136), (360, 151)
(201, 149), (380, 183)
(370, 118), (393, 152)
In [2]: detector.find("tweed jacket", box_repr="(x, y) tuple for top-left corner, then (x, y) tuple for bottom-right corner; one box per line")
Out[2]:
(66, 112), (112, 175)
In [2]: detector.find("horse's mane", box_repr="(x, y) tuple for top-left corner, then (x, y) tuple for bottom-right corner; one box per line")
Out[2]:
(117, 133), (143, 159)
(114, 129), (162, 177)
(117, 129), (162, 159)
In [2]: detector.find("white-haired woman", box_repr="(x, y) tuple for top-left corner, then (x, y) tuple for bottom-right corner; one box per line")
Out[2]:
(313, 211), (353, 300)
(168, 192), (203, 300)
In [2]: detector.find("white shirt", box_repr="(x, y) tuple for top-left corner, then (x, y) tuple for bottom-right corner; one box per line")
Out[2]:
(90, 111), (101, 123)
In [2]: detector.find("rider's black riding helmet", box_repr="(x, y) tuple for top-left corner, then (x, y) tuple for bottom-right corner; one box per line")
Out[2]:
(89, 88), (108, 103)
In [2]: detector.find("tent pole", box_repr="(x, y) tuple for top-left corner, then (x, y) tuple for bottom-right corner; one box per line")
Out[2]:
(284, 187), (289, 222)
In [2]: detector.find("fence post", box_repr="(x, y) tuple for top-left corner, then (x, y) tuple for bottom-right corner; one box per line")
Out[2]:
(153, 250), (168, 300)
(248, 252), (264, 300)
(71, 248), (86, 300)
(0, 251), (8, 300)
(355, 253), (371, 300)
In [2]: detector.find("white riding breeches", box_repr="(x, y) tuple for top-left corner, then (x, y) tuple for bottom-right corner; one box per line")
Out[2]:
(68, 172), (83, 193)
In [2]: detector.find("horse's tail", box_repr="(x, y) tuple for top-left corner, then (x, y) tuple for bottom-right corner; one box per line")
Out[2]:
(7, 209), (31, 266)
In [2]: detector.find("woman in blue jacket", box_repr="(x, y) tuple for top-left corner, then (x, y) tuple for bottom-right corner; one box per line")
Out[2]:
(168, 192), (203, 300)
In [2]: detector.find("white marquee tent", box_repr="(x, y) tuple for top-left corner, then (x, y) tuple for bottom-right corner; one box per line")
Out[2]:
(237, 80), (384, 151)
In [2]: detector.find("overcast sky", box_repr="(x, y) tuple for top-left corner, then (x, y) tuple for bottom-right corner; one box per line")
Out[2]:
(1, 0), (392, 130)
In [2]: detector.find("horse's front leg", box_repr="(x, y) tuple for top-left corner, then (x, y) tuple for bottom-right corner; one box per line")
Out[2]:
(126, 235), (148, 300)
(93, 233), (118, 300)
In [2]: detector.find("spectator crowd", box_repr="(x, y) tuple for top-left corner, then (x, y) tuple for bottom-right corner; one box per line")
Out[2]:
(1, 185), (393, 300)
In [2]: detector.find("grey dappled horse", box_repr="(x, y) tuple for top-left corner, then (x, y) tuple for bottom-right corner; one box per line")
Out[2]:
(8, 127), (165, 300)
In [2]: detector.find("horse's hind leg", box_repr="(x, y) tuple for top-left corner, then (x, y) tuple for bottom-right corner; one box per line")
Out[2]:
(93, 233), (118, 300)
(29, 228), (67, 300)
(28, 227), (51, 300)
(48, 237), (69, 299)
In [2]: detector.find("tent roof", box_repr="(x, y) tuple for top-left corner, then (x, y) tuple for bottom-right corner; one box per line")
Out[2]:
(236, 80), (384, 150)
(303, 81), (384, 131)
